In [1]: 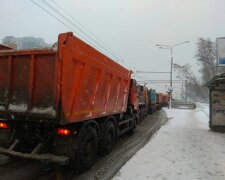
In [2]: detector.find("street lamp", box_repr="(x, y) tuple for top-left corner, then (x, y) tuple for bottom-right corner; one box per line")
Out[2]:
(156, 41), (190, 109)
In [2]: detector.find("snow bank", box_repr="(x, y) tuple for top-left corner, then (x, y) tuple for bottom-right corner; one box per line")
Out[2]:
(113, 105), (225, 180)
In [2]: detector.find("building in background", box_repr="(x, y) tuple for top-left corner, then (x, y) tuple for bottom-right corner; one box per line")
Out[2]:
(2, 36), (51, 50)
(0, 43), (14, 50)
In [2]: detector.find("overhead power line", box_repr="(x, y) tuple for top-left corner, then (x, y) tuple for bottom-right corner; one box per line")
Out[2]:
(30, 0), (86, 40)
(49, 0), (101, 41)
(136, 71), (170, 73)
(30, 0), (125, 66)
(38, 0), (122, 63)
(138, 80), (183, 82)
(49, 0), (126, 66)
(137, 80), (183, 84)
(133, 63), (170, 75)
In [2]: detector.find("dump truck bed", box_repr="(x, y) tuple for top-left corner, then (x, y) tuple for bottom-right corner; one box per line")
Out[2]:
(0, 49), (58, 119)
(58, 33), (131, 123)
(0, 32), (132, 124)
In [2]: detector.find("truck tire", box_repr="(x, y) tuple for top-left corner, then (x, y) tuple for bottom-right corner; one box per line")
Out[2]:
(149, 108), (153, 114)
(128, 114), (136, 135)
(0, 129), (15, 148)
(140, 109), (144, 122)
(99, 121), (115, 155)
(76, 126), (98, 171)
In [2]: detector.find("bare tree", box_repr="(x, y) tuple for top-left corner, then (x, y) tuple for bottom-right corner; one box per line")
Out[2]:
(173, 63), (208, 103)
(196, 38), (225, 82)
(196, 38), (217, 82)
(172, 38), (225, 103)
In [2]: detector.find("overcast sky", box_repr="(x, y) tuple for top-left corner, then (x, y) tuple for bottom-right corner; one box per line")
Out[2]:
(1, 0), (225, 98)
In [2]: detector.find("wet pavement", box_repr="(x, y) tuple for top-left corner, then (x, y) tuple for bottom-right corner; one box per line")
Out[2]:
(0, 110), (167, 180)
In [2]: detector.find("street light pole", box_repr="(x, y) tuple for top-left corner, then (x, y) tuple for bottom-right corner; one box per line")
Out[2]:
(170, 48), (173, 109)
(184, 79), (187, 102)
(156, 41), (190, 109)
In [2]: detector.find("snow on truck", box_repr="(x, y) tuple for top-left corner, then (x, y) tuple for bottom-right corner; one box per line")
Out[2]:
(0, 32), (140, 170)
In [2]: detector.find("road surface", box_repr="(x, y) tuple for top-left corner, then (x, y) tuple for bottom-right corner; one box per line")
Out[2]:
(0, 110), (167, 180)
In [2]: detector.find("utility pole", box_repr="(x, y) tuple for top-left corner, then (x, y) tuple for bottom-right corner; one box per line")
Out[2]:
(170, 48), (173, 103)
(184, 79), (187, 102)
(156, 41), (190, 108)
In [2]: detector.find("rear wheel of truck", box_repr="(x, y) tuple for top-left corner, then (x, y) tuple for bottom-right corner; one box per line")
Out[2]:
(99, 121), (116, 155)
(128, 113), (137, 136)
(0, 129), (15, 148)
(76, 126), (98, 171)
(149, 108), (153, 114)
(139, 108), (144, 122)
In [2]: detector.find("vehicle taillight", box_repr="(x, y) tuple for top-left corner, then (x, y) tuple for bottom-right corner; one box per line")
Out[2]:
(57, 128), (71, 136)
(0, 122), (9, 129)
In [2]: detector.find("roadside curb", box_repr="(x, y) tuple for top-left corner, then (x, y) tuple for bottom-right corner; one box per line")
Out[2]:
(95, 110), (168, 180)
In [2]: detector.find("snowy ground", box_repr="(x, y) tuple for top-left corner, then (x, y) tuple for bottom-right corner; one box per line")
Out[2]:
(113, 104), (225, 180)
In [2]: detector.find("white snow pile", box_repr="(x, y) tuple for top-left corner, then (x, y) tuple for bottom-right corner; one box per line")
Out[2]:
(113, 103), (225, 180)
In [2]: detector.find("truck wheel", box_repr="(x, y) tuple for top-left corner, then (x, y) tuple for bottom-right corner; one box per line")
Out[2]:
(77, 126), (98, 170)
(140, 109), (144, 122)
(0, 129), (15, 148)
(149, 108), (153, 114)
(99, 121), (115, 155)
(128, 114), (136, 135)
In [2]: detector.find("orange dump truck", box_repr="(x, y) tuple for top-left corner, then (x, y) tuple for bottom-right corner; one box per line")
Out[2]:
(156, 93), (163, 110)
(162, 94), (170, 107)
(0, 32), (138, 170)
(157, 93), (169, 110)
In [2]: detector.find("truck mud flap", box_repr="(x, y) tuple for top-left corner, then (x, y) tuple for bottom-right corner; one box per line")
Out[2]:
(0, 139), (69, 165)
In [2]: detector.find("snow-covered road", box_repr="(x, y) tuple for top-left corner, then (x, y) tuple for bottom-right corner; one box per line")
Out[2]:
(113, 104), (225, 180)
